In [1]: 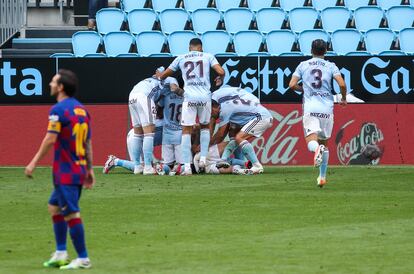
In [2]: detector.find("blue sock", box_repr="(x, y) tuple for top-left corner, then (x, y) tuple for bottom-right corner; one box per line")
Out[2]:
(234, 147), (245, 161)
(319, 150), (329, 178)
(68, 218), (88, 259)
(130, 133), (143, 166)
(221, 140), (238, 160)
(143, 133), (154, 167)
(240, 140), (259, 164)
(115, 159), (135, 172)
(200, 129), (210, 159)
(52, 214), (67, 251)
(181, 134), (192, 165)
(229, 158), (245, 167)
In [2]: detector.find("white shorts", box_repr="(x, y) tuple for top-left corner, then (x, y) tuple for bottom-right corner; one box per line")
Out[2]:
(129, 94), (156, 127)
(241, 117), (273, 137)
(162, 144), (182, 165)
(181, 99), (211, 126)
(193, 145), (221, 174)
(303, 112), (334, 140)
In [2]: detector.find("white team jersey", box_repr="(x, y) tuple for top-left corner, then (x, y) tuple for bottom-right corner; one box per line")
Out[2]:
(293, 57), (341, 115)
(212, 86), (260, 104)
(168, 51), (219, 100)
(130, 76), (178, 100)
(219, 99), (272, 127)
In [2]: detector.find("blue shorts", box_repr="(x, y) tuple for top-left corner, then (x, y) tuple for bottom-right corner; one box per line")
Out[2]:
(154, 126), (163, 147)
(49, 185), (82, 216)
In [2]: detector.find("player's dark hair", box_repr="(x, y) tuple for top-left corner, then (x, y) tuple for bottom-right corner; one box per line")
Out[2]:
(189, 38), (202, 47)
(211, 99), (220, 108)
(57, 69), (78, 97)
(311, 39), (327, 56)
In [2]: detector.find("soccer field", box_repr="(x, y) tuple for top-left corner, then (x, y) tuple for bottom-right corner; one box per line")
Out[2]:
(1, 166), (413, 274)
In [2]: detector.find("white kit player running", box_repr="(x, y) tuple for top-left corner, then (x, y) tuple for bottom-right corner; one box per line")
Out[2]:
(160, 38), (225, 175)
(128, 67), (179, 175)
(289, 39), (347, 187)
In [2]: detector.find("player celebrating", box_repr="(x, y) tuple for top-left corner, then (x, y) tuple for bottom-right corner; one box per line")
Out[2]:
(289, 39), (347, 187)
(25, 70), (94, 269)
(128, 67), (179, 175)
(159, 38), (225, 175)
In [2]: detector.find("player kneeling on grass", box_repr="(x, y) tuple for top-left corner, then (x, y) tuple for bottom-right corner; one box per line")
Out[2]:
(289, 39), (347, 188)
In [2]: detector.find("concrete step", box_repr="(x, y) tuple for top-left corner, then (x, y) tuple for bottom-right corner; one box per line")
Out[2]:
(12, 38), (72, 49)
(0, 48), (72, 58)
(24, 27), (87, 38)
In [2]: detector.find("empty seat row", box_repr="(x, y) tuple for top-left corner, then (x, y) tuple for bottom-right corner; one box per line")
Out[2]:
(69, 28), (414, 57)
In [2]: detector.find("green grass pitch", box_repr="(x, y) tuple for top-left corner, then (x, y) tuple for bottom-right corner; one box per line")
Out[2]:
(1, 166), (414, 274)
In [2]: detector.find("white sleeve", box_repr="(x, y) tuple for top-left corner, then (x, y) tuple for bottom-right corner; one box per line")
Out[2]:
(209, 54), (219, 67)
(332, 63), (341, 77)
(292, 62), (303, 79)
(165, 77), (178, 86)
(168, 56), (180, 72)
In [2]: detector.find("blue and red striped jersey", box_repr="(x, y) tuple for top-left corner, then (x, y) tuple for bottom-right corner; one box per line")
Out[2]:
(47, 97), (91, 185)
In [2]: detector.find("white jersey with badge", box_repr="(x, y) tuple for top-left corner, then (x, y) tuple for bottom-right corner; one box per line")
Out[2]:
(130, 76), (178, 100)
(293, 57), (340, 115)
(168, 51), (219, 100)
(219, 100), (272, 127)
(212, 86), (260, 104)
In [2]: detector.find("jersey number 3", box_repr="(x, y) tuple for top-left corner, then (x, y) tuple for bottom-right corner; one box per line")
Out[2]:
(73, 122), (88, 157)
(184, 61), (204, 80)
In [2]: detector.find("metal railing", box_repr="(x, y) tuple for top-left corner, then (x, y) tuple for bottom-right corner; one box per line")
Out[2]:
(0, 0), (27, 46)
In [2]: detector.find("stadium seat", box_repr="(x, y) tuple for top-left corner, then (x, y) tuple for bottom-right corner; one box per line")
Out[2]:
(266, 30), (296, 56)
(152, 0), (178, 12)
(345, 51), (371, 56)
(365, 28), (395, 54)
(386, 6), (414, 32)
(379, 50), (406, 56)
(215, 52), (238, 57)
(127, 9), (157, 35)
(256, 8), (286, 34)
(216, 0), (241, 12)
(247, 0), (273, 12)
(377, 0), (404, 10)
(103, 31), (135, 57)
(191, 8), (222, 34)
(247, 52), (270, 56)
(343, 0), (370, 10)
(224, 8), (254, 34)
(121, 0), (146, 13)
(354, 6), (384, 32)
(116, 53), (140, 57)
(183, 0), (210, 12)
(279, 0), (306, 12)
(312, 0), (339, 11)
(325, 51), (337, 56)
(331, 29), (362, 55)
(83, 53), (107, 57)
(320, 7), (351, 33)
(168, 31), (198, 55)
(289, 7), (319, 33)
(159, 9), (189, 34)
(399, 28), (414, 54)
(96, 8), (125, 35)
(50, 53), (74, 58)
(135, 31), (166, 56)
(72, 31), (102, 57)
(201, 30), (231, 55)
(298, 29), (330, 55)
(279, 52), (304, 56)
(149, 53), (173, 57)
(233, 30), (263, 56)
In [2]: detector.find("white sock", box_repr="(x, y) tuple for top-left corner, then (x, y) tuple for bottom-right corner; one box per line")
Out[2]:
(307, 140), (319, 152)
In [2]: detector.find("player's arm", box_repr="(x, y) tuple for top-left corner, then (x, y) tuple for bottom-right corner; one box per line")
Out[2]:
(334, 74), (347, 106)
(159, 68), (175, 80)
(211, 123), (230, 145)
(170, 83), (184, 96)
(84, 139), (95, 189)
(25, 133), (58, 178)
(288, 76), (303, 93)
(212, 64), (225, 87)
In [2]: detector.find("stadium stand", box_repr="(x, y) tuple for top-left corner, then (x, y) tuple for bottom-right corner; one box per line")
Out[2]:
(216, 0), (242, 12)
(159, 8), (189, 34)
(135, 31), (166, 56)
(289, 7), (319, 33)
(127, 9), (158, 35)
(256, 8), (286, 34)
(364, 28), (396, 54)
(233, 30), (263, 56)
(224, 8), (254, 34)
(96, 8), (125, 35)
(191, 8), (222, 34)
(377, 0), (406, 10)
(168, 30), (197, 55)
(312, 0), (339, 11)
(279, 0), (306, 11)
(331, 29), (362, 55)
(247, 0), (274, 12)
(298, 29), (330, 55)
(152, 0), (178, 12)
(345, 51), (372, 56)
(266, 30), (296, 56)
(183, 0), (210, 12)
(378, 50), (406, 55)
(103, 31), (135, 57)
(121, 0), (147, 13)
(344, 0), (371, 10)
(399, 27), (414, 54)
(72, 31), (101, 57)
(201, 30), (232, 55)
(353, 6), (384, 33)
(386, 6), (414, 32)
(320, 7), (352, 33)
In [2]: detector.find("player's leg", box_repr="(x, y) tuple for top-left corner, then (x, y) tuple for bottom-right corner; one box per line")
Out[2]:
(229, 124), (244, 161)
(316, 116), (333, 187)
(129, 100), (144, 174)
(138, 97), (157, 175)
(303, 113), (325, 167)
(180, 101), (197, 175)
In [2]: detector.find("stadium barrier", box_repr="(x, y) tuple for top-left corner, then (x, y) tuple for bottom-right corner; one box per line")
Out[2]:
(0, 0), (27, 46)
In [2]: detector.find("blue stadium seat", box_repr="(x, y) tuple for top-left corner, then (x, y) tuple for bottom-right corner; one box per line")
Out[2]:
(103, 31), (135, 57)
(256, 8), (286, 34)
(215, 52), (238, 57)
(233, 30), (263, 56)
(50, 53), (75, 58)
(72, 31), (102, 57)
(320, 7), (351, 33)
(298, 29), (330, 55)
(247, 0), (273, 12)
(379, 50), (406, 55)
(247, 52), (270, 56)
(116, 53), (140, 57)
(183, 0), (210, 12)
(279, 0), (306, 12)
(331, 29), (362, 55)
(399, 28), (414, 54)
(135, 31), (166, 56)
(96, 8), (125, 35)
(84, 53), (107, 57)
(216, 0), (241, 12)
(121, 0), (146, 13)
(149, 53), (173, 57)
(386, 6), (414, 32)
(365, 28), (395, 54)
(279, 52), (304, 56)
(168, 31), (198, 55)
(345, 51), (371, 56)
(152, 0), (177, 12)
(201, 30), (231, 55)
(325, 51), (337, 56)
(159, 9), (189, 34)
(354, 6), (384, 32)
(289, 7), (319, 33)
(127, 9), (157, 35)
(377, 0), (403, 10)
(266, 30), (296, 56)
(191, 8), (221, 34)
(312, 0), (339, 11)
(224, 8), (254, 34)
(344, 0), (370, 10)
